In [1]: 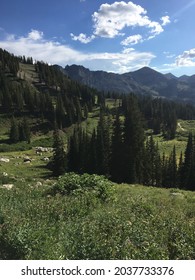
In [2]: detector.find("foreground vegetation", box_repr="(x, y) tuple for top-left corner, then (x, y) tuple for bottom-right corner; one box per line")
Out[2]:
(0, 172), (194, 260)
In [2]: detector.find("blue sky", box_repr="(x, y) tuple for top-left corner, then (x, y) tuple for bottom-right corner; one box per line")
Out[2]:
(0, 0), (195, 76)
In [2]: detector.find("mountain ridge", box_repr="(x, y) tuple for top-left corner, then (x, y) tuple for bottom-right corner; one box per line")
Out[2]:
(63, 64), (195, 102)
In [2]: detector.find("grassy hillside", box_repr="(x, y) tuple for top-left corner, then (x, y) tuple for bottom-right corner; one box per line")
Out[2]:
(0, 172), (194, 260)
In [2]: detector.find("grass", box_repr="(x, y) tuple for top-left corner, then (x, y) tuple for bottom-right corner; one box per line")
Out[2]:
(154, 135), (186, 159)
(0, 149), (52, 180)
(153, 120), (195, 159)
(0, 176), (194, 260)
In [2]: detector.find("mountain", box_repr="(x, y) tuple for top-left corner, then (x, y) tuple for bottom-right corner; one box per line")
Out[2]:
(178, 75), (190, 82)
(64, 65), (195, 103)
(164, 73), (177, 80)
(63, 64), (146, 95)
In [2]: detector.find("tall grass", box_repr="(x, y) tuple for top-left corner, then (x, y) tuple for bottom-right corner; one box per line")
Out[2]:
(0, 174), (194, 260)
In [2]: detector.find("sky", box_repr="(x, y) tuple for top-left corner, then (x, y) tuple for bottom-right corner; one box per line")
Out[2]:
(0, 0), (195, 76)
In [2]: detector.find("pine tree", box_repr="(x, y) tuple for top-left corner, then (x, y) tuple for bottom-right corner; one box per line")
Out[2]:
(87, 129), (97, 174)
(161, 152), (168, 187)
(83, 104), (88, 119)
(74, 97), (82, 123)
(143, 136), (161, 186)
(181, 133), (193, 189)
(96, 109), (111, 176)
(67, 127), (79, 172)
(168, 145), (177, 188)
(162, 108), (177, 140)
(123, 96), (145, 183)
(110, 110), (124, 182)
(18, 118), (31, 143)
(56, 94), (66, 129)
(10, 117), (19, 143)
(52, 129), (67, 176)
(177, 152), (183, 188)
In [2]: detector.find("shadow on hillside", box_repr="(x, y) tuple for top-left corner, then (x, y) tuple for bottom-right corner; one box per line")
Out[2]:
(33, 164), (53, 179)
(0, 138), (10, 144)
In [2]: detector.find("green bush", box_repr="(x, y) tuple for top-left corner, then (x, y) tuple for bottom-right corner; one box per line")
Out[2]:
(31, 137), (53, 148)
(0, 142), (31, 152)
(50, 172), (113, 201)
(0, 214), (26, 260)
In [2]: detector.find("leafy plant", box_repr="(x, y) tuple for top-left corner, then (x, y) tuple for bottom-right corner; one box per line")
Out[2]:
(50, 172), (113, 201)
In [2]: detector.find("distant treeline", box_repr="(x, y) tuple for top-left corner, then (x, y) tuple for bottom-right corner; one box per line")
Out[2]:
(63, 95), (195, 191)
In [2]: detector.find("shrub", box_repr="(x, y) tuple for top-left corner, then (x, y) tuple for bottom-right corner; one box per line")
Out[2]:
(50, 172), (113, 201)
(0, 215), (26, 260)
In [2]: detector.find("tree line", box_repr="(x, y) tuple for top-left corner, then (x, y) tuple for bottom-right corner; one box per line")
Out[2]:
(52, 95), (195, 191)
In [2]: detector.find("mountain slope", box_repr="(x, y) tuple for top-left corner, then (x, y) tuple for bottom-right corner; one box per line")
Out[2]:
(64, 64), (147, 95)
(64, 64), (195, 102)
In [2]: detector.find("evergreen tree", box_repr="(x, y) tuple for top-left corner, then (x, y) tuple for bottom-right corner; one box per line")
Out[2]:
(96, 109), (111, 176)
(74, 97), (82, 123)
(181, 133), (193, 189)
(52, 129), (67, 176)
(123, 96), (145, 183)
(67, 127), (80, 172)
(177, 152), (183, 188)
(143, 136), (162, 186)
(55, 94), (66, 129)
(168, 145), (177, 188)
(162, 108), (177, 140)
(180, 133), (195, 190)
(18, 118), (31, 143)
(10, 117), (19, 143)
(87, 129), (97, 174)
(161, 152), (168, 187)
(110, 110), (124, 182)
(2, 89), (12, 112)
(83, 104), (88, 119)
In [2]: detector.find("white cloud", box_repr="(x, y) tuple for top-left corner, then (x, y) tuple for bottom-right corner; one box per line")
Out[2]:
(70, 33), (95, 44)
(163, 51), (175, 59)
(160, 16), (171, 26)
(176, 49), (195, 66)
(0, 30), (86, 64)
(92, 1), (163, 38)
(28, 29), (44, 40)
(122, 48), (135, 53)
(71, 1), (167, 43)
(121, 34), (143, 46)
(0, 29), (155, 73)
(147, 21), (163, 35)
(156, 48), (195, 75)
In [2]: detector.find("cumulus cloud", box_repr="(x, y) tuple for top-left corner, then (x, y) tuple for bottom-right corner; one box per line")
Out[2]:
(121, 34), (143, 46)
(160, 16), (171, 26)
(156, 48), (195, 75)
(70, 33), (95, 44)
(28, 29), (44, 40)
(72, 1), (166, 43)
(176, 49), (195, 66)
(0, 29), (155, 73)
(92, 1), (164, 38)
